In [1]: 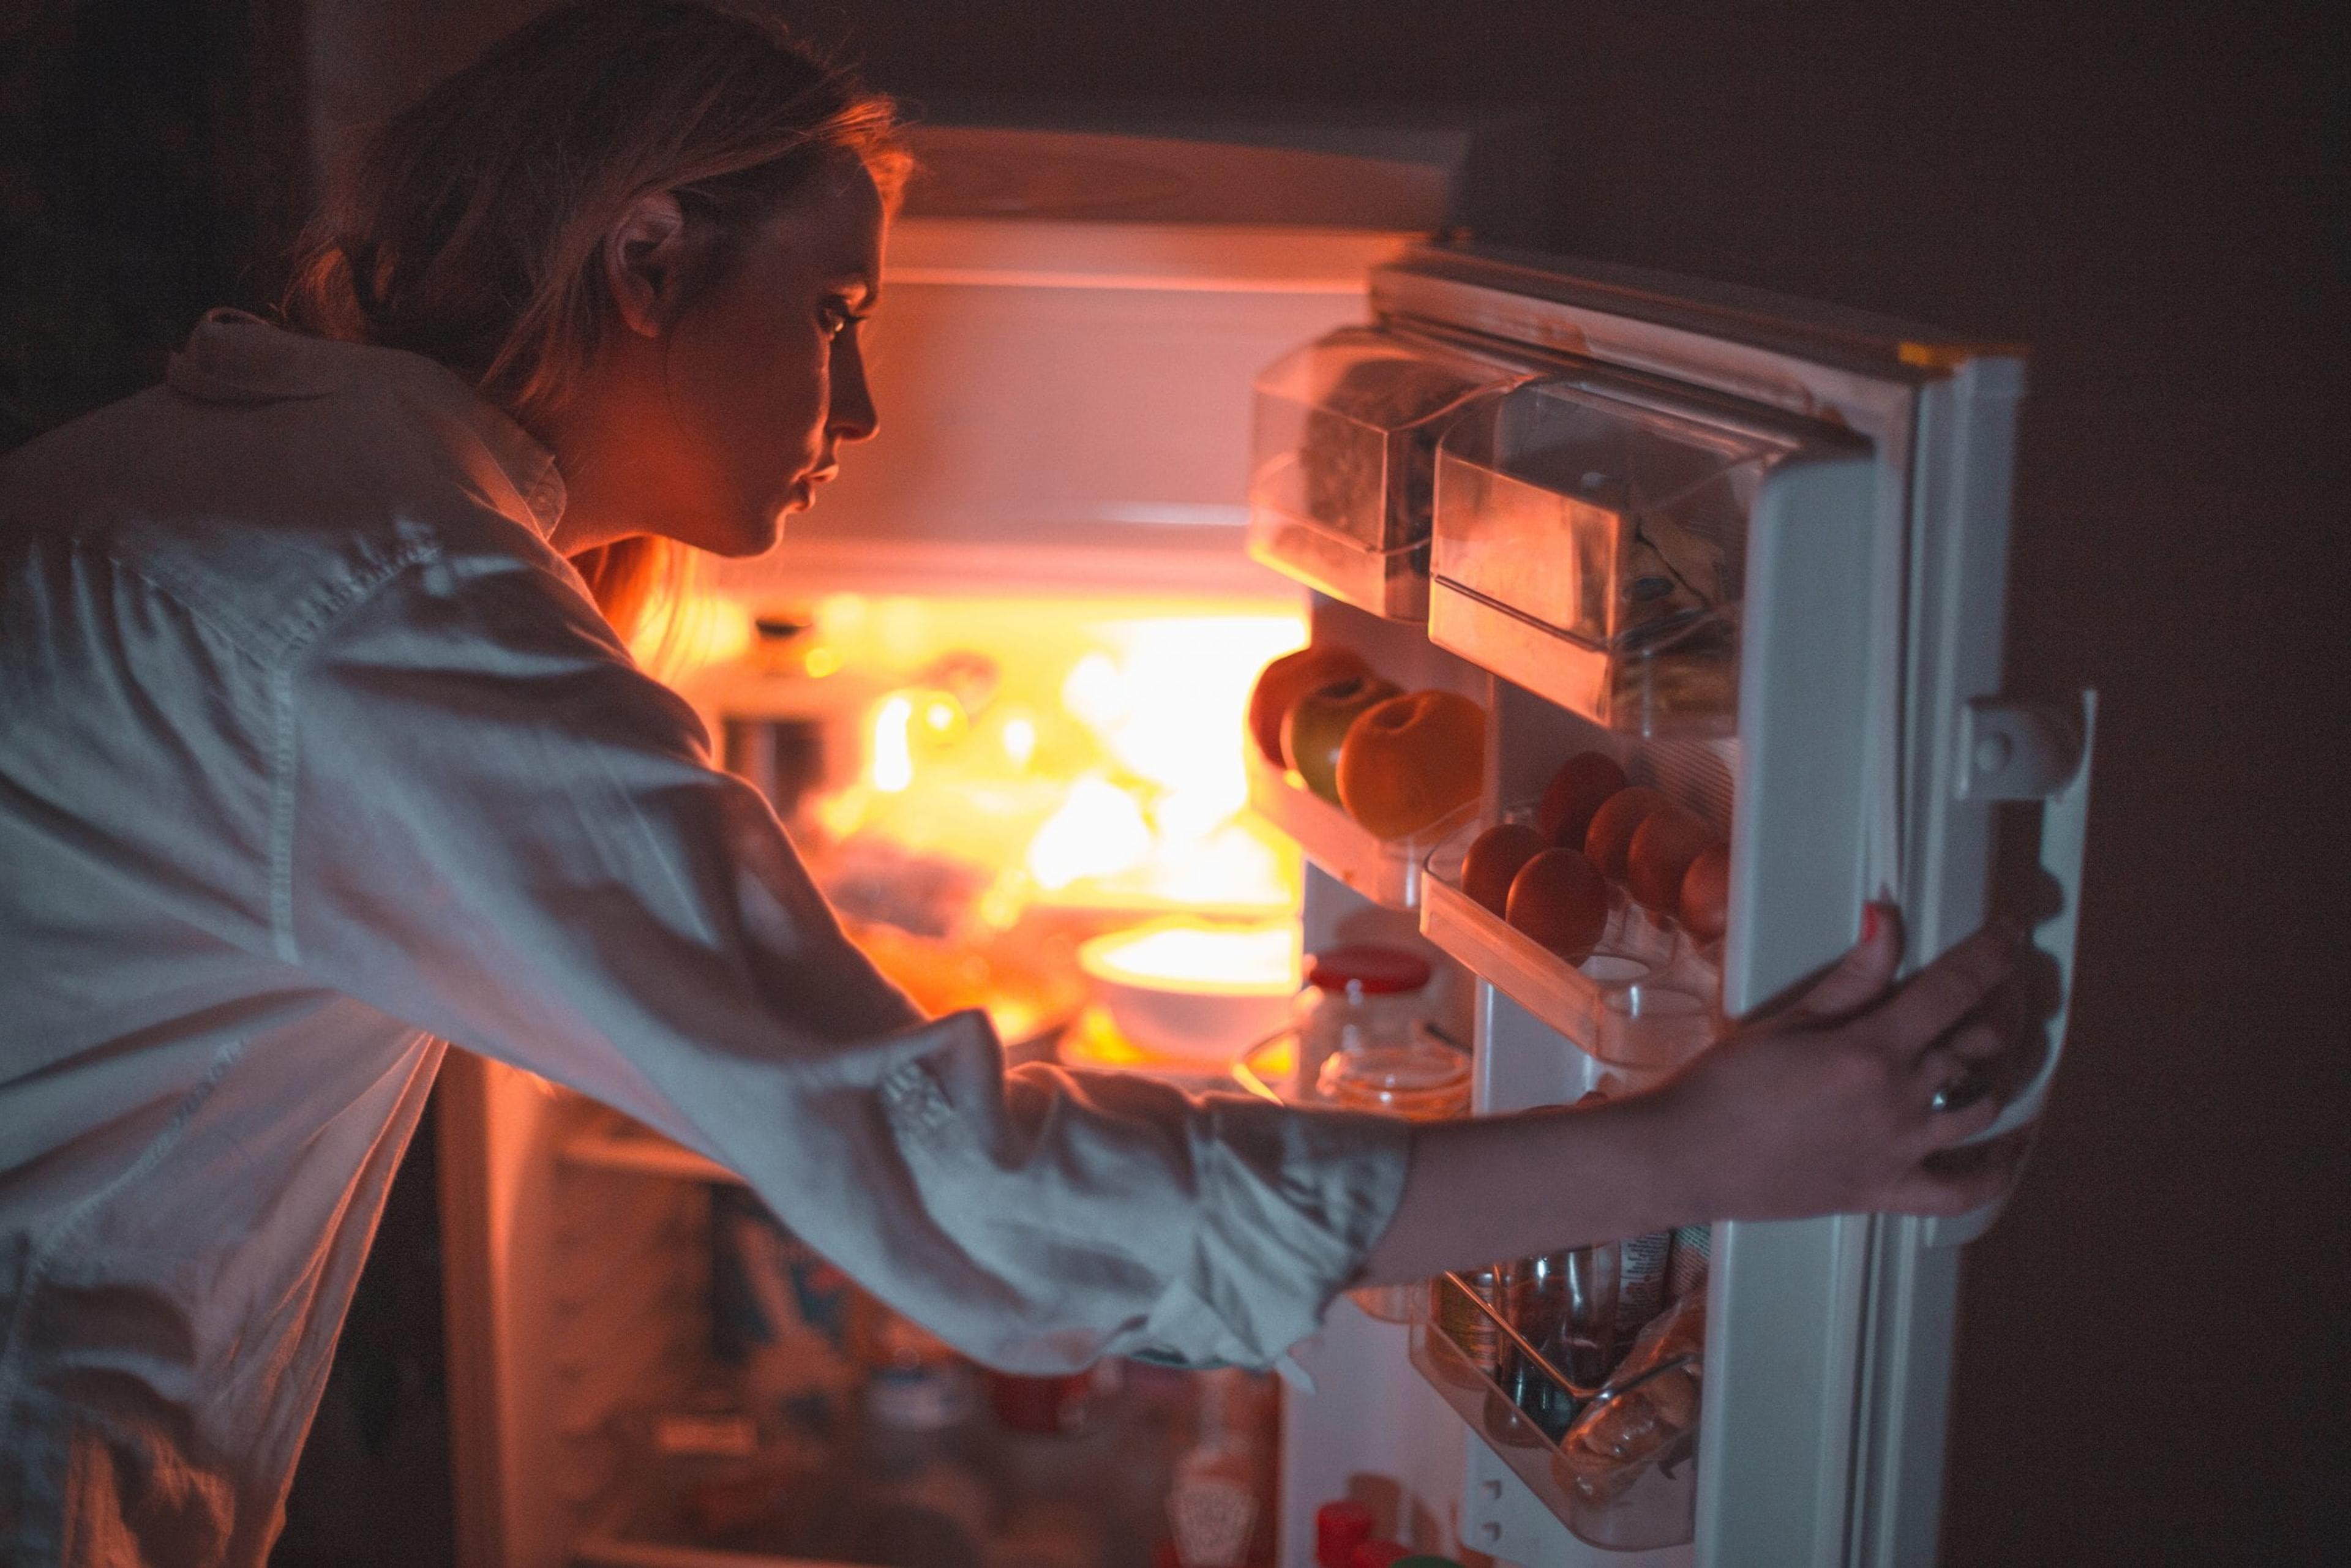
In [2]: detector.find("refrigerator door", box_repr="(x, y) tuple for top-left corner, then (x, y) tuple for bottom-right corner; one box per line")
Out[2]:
(1349, 248), (2062, 1568)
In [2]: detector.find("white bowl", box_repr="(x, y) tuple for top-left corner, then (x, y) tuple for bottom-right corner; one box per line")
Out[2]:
(1076, 921), (1299, 1065)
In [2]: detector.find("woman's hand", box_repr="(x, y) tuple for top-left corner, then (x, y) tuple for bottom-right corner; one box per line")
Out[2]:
(1650, 903), (2031, 1223)
(1355, 906), (2034, 1288)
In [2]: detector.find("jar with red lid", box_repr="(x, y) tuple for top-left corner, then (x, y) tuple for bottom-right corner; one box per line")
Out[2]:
(1298, 945), (1469, 1322)
(1302, 945), (1468, 1121)
(1294, 944), (1434, 1087)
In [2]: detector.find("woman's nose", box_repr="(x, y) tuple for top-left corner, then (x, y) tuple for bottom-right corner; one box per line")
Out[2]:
(828, 337), (878, 445)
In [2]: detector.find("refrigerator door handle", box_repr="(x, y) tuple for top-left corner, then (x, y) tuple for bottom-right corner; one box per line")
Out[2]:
(1926, 688), (2097, 1248)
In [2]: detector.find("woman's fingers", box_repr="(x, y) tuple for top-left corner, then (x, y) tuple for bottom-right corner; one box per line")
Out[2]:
(1862, 920), (2021, 1059)
(1913, 1085), (2004, 1151)
(1787, 901), (1904, 1023)
(1904, 1021), (2006, 1101)
(1880, 1129), (2033, 1216)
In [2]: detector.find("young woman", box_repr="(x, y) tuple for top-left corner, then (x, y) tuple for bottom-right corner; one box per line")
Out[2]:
(0, 2), (2025, 1562)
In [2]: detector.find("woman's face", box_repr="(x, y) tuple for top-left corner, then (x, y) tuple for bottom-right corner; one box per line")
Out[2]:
(584, 157), (885, 558)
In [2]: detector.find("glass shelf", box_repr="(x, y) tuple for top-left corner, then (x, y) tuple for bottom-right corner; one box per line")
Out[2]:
(1414, 1273), (1698, 1551)
(1243, 746), (1474, 910)
(1419, 811), (1720, 1073)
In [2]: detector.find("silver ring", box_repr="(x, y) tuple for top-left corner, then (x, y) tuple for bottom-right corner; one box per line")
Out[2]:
(1930, 1070), (1989, 1116)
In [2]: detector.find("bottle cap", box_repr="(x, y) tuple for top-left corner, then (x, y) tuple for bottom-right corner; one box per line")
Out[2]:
(1307, 945), (1431, 995)
(1349, 1544), (1414, 1568)
(1315, 1499), (1374, 1566)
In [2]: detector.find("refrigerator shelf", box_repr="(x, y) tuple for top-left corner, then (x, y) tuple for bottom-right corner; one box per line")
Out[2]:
(1245, 502), (1430, 621)
(1420, 812), (1720, 1074)
(1414, 1273), (1697, 1553)
(1424, 377), (1796, 738)
(1244, 746), (1474, 910)
(1246, 326), (1533, 623)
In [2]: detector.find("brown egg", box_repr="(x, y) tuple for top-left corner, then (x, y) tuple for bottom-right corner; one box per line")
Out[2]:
(1461, 822), (1549, 917)
(1505, 848), (1611, 961)
(1625, 807), (1719, 914)
(1679, 841), (1731, 943)
(1583, 786), (1669, 881)
(1537, 752), (1629, 849)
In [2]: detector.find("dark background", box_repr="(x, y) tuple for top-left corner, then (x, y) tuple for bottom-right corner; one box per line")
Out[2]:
(4, 2), (2342, 1564)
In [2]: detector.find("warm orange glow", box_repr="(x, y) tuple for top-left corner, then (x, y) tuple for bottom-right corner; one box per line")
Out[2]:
(1078, 919), (1299, 996)
(870, 695), (915, 793)
(675, 590), (1309, 1042)
(772, 594), (1308, 918)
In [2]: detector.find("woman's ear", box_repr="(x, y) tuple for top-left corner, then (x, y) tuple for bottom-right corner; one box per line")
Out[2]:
(603, 192), (694, 338)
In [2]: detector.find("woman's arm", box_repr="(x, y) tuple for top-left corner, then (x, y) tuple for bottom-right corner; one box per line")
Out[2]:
(1359, 907), (2026, 1286)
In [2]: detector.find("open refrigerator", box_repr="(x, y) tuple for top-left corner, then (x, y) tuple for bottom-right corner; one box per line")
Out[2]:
(436, 131), (2093, 1568)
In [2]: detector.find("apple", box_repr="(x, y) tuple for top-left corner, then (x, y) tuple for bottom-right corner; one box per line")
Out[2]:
(1337, 689), (1486, 838)
(1505, 848), (1611, 961)
(1282, 673), (1401, 804)
(1247, 644), (1368, 767)
(1625, 806), (1719, 913)
(1583, 786), (1668, 880)
(1537, 752), (1629, 849)
(1461, 822), (1549, 916)
(1679, 841), (1731, 943)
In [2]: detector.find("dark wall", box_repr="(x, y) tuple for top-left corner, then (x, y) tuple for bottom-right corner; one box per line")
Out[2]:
(0, 0), (309, 449)
(11, 2), (2341, 1564)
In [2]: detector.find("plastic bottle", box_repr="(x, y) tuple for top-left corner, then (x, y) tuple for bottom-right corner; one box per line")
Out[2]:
(1569, 1090), (1674, 1362)
(1493, 1242), (1617, 1446)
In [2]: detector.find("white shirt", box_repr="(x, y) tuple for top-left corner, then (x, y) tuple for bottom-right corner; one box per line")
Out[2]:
(0, 311), (1409, 1567)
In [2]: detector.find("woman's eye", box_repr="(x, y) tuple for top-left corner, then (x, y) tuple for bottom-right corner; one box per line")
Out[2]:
(820, 301), (855, 337)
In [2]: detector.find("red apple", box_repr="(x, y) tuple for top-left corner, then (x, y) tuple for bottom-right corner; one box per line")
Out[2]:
(1505, 848), (1611, 961)
(1337, 689), (1487, 838)
(1461, 822), (1549, 916)
(1625, 806), (1719, 913)
(1282, 673), (1401, 804)
(1247, 645), (1368, 766)
(1537, 752), (1629, 849)
(1679, 841), (1731, 943)
(1583, 786), (1668, 881)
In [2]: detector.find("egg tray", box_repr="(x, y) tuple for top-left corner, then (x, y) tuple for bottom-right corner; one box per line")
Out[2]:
(1420, 807), (1720, 1074)
(1411, 1272), (1698, 1551)
(1243, 746), (1476, 911)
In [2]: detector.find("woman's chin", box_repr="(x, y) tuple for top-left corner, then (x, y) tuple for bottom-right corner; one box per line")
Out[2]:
(692, 506), (788, 559)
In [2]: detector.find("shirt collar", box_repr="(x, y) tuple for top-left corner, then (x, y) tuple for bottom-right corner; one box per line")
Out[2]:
(166, 309), (568, 538)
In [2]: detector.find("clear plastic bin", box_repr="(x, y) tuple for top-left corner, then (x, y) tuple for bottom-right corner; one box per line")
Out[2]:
(1412, 1272), (1698, 1550)
(1431, 379), (1801, 735)
(1243, 745), (1474, 910)
(1247, 327), (1531, 621)
(1420, 808), (1720, 1070)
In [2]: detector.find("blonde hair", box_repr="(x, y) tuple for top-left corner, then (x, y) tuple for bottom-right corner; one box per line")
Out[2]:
(284, 0), (908, 648)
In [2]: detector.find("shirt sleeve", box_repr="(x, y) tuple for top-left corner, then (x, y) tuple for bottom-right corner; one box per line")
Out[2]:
(282, 540), (1411, 1372)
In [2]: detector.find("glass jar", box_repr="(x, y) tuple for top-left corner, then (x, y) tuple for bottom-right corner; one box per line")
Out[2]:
(1295, 944), (1436, 1092)
(1298, 946), (1471, 1322)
